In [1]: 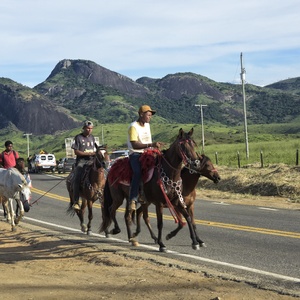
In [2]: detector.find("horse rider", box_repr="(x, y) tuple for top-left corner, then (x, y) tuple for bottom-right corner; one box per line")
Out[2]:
(71, 120), (96, 211)
(0, 140), (20, 218)
(127, 105), (162, 211)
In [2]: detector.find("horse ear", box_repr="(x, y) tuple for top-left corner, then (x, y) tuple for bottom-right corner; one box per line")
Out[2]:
(188, 128), (194, 136)
(178, 128), (183, 137)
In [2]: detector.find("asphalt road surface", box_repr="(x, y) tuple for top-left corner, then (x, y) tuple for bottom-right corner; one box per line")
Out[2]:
(4, 172), (300, 294)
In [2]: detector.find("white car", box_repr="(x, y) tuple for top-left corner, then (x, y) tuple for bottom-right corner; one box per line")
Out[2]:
(28, 153), (56, 173)
(109, 150), (129, 167)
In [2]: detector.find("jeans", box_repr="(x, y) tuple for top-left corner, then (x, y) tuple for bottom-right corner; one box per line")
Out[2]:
(72, 159), (87, 203)
(129, 153), (142, 202)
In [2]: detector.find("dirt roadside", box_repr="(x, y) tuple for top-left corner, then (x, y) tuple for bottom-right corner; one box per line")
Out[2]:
(1, 193), (299, 300)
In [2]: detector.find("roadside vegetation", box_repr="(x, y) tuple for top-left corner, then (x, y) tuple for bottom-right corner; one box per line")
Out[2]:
(2, 121), (299, 166)
(1, 121), (299, 203)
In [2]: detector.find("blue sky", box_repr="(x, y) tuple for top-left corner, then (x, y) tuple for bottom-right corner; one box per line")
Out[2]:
(1, 0), (300, 88)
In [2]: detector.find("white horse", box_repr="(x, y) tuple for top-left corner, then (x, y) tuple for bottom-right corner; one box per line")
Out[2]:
(0, 168), (31, 231)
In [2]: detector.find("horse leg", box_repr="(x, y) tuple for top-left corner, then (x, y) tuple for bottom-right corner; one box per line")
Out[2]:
(133, 205), (142, 237)
(14, 199), (24, 225)
(7, 198), (16, 231)
(86, 202), (93, 235)
(77, 200), (87, 233)
(2, 202), (7, 219)
(155, 204), (166, 252)
(3, 201), (10, 223)
(110, 212), (121, 235)
(166, 212), (184, 241)
(188, 205), (206, 247)
(179, 206), (202, 250)
(134, 204), (158, 243)
(125, 201), (139, 246)
(102, 199), (121, 237)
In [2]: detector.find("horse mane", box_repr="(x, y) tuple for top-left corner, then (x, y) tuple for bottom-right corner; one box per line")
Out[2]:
(8, 167), (28, 185)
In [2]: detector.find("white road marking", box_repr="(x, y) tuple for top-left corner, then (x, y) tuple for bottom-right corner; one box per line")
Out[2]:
(22, 216), (300, 284)
(258, 207), (278, 211)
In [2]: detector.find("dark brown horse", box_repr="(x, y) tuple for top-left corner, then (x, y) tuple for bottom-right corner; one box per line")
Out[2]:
(67, 145), (108, 235)
(100, 128), (199, 252)
(134, 153), (220, 247)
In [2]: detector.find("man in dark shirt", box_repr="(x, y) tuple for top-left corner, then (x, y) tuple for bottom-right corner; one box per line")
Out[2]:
(71, 121), (96, 210)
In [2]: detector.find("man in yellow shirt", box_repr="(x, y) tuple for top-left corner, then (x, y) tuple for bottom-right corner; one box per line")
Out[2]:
(127, 105), (162, 211)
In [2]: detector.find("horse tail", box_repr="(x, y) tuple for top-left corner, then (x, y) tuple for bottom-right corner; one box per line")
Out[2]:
(99, 180), (113, 233)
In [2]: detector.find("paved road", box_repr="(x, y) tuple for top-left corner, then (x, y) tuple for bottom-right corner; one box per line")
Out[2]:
(7, 172), (300, 294)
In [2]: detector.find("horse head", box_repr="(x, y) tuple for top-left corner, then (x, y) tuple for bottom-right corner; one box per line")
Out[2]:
(94, 143), (109, 169)
(190, 153), (221, 183)
(17, 183), (31, 212)
(171, 128), (198, 167)
(163, 128), (198, 170)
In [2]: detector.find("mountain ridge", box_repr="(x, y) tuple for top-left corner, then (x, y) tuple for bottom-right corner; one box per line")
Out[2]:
(1, 59), (300, 135)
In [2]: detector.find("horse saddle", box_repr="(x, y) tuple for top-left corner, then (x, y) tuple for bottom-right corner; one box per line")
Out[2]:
(108, 149), (161, 187)
(66, 161), (93, 191)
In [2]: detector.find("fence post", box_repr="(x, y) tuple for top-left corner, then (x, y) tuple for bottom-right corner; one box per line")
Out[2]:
(260, 150), (264, 168)
(237, 151), (240, 168)
(296, 149), (299, 166)
(215, 152), (218, 165)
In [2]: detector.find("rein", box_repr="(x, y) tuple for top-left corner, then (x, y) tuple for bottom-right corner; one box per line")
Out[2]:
(155, 138), (196, 226)
(30, 177), (66, 206)
(156, 157), (186, 226)
(32, 150), (106, 207)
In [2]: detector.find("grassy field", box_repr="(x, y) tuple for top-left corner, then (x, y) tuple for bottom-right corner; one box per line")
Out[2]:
(0, 122), (299, 167)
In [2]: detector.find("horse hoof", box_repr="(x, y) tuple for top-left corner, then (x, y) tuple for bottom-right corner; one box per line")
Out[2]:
(110, 229), (121, 235)
(192, 244), (200, 250)
(129, 238), (139, 247)
(132, 240), (139, 247)
(87, 230), (91, 236)
(200, 242), (207, 248)
(81, 225), (87, 233)
(159, 247), (167, 253)
(11, 227), (17, 232)
(166, 234), (171, 240)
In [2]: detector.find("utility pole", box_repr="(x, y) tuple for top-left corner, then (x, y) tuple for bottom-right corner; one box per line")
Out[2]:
(195, 104), (208, 153)
(240, 52), (249, 159)
(23, 133), (32, 158)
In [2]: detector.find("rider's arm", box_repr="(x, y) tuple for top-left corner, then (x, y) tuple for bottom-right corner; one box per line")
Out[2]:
(131, 141), (161, 149)
(74, 149), (95, 157)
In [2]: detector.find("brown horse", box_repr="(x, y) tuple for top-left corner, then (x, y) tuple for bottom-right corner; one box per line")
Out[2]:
(100, 128), (199, 252)
(67, 144), (108, 235)
(134, 153), (221, 247)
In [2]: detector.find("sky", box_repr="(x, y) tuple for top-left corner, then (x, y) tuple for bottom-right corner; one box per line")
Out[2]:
(1, 0), (300, 88)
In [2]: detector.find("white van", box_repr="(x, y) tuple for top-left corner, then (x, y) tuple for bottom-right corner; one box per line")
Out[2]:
(28, 153), (56, 173)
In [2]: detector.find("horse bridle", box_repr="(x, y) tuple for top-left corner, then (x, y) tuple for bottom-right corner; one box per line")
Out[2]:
(178, 137), (198, 168)
(93, 147), (106, 170)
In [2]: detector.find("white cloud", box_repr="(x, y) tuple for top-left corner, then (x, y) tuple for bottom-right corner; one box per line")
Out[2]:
(0, 0), (300, 87)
